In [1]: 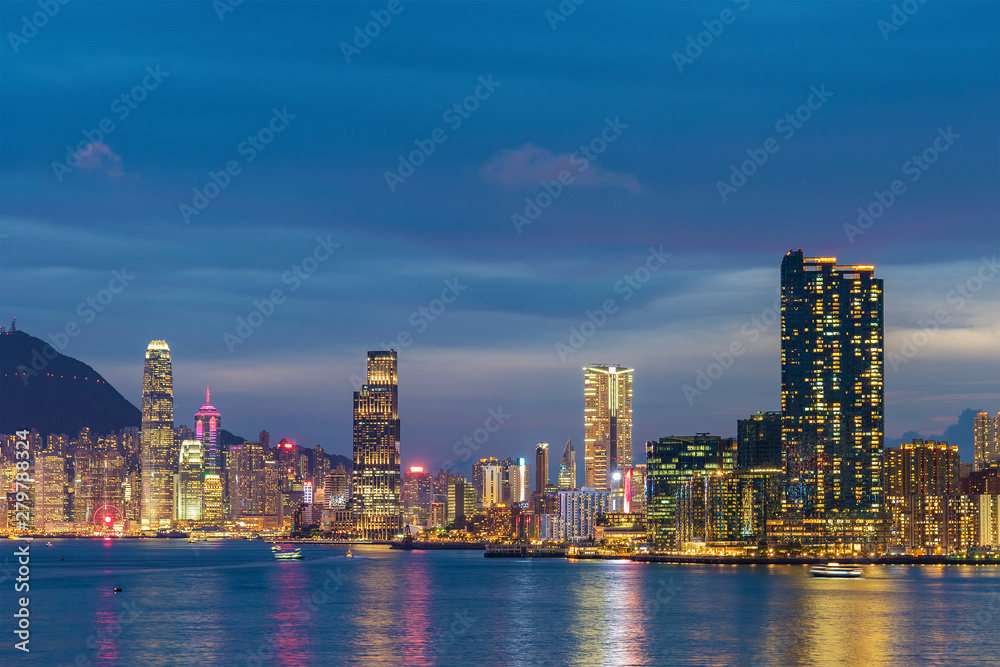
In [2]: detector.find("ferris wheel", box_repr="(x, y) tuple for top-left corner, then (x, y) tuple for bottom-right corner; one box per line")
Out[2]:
(93, 504), (124, 532)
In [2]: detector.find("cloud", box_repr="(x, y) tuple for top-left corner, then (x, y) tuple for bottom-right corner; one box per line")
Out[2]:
(73, 142), (125, 180)
(480, 143), (642, 194)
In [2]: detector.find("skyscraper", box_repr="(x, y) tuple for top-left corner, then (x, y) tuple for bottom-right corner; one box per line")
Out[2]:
(558, 439), (576, 490)
(227, 440), (264, 517)
(974, 412), (999, 472)
(507, 458), (530, 504)
(584, 364), (633, 490)
(195, 387), (223, 479)
(737, 411), (782, 469)
(535, 443), (549, 494)
(481, 464), (503, 508)
(780, 251), (884, 517)
(474, 457), (499, 504)
(175, 439), (204, 521)
(352, 350), (402, 540)
(141, 340), (174, 530)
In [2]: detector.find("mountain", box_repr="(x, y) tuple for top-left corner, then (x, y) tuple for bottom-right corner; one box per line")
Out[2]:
(0, 329), (241, 443)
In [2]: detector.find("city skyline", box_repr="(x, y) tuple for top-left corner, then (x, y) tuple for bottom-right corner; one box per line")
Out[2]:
(2, 2), (996, 471)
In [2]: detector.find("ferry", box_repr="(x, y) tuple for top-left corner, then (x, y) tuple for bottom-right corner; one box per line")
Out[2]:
(273, 546), (304, 561)
(809, 562), (863, 578)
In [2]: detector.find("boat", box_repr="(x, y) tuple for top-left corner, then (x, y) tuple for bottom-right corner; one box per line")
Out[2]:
(274, 548), (304, 561)
(188, 536), (199, 543)
(345, 549), (353, 558)
(809, 562), (863, 578)
(46, 542), (53, 547)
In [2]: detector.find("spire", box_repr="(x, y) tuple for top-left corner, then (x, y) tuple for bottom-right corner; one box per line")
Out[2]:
(206, 386), (210, 405)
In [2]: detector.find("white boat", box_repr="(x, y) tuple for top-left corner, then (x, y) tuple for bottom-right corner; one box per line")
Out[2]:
(274, 548), (304, 561)
(809, 562), (863, 578)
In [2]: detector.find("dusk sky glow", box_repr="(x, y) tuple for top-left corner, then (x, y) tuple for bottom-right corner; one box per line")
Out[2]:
(2, 0), (998, 475)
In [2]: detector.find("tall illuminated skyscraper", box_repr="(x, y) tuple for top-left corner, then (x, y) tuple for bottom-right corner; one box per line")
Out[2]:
(140, 340), (174, 530)
(175, 439), (204, 521)
(780, 251), (884, 516)
(558, 439), (576, 490)
(195, 387), (223, 479)
(535, 443), (549, 493)
(352, 350), (401, 540)
(584, 364), (633, 490)
(974, 412), (1000, 472)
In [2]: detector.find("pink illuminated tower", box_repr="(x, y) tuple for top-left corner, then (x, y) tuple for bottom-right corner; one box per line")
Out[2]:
(195, 387), (223, 478)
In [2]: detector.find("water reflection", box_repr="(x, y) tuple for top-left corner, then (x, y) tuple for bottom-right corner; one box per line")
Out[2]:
(266, 554), (314, 666)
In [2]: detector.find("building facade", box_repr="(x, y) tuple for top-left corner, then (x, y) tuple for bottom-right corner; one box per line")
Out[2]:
(558, 439), (576, 490)
(352, 350), (402, 540)
(175, 439), (204, 521)
(140, 340), (174, 530)
(974, 412), (999, 472)
(646, 434), (735, 549)
(780, 251), (884, 517)
(737, 411), (782, 469)
(535, 443), (549, 494)
(584, 365), (633, 490)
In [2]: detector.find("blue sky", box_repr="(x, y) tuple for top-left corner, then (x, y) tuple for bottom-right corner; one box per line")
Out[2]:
(2, 1), (998, 474)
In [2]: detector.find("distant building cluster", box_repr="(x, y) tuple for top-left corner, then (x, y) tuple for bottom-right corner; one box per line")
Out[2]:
(2, 251), (999, 556)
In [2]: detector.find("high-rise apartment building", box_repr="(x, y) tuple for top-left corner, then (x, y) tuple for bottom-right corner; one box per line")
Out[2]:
(584, 365), (633, 490)
(175, 439), (204, 521)
(558, 440), (576, 490)
(473, 457), (499, 504)
(481, 464), (503, 508)
(140, 340), (174, 530)
(195, 387), (223, 479)
(352, 350), (402, 540)
(780, 251), (884, 516)
(885, 440), (960, 497)
(974, 412), (999, 472)
(535, 443), (549, 494)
